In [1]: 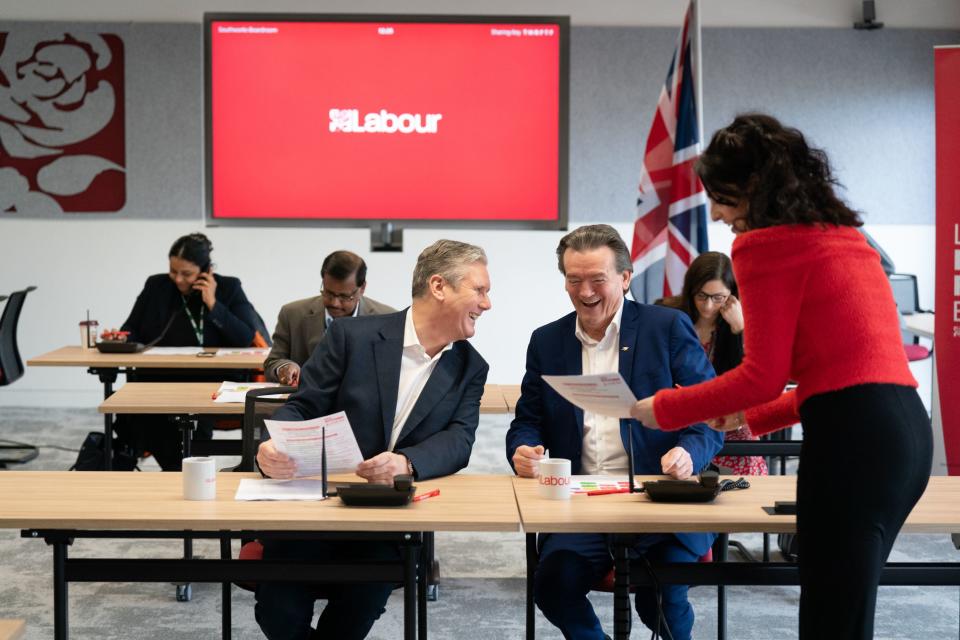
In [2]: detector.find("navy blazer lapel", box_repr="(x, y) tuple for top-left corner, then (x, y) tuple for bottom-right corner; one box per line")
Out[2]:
(618, 300), (640, 459)
(618, 300), (639, 386)
(394, 345), (462, 446)
(373, 314), (405, 449)
(561, 315), (585, 436)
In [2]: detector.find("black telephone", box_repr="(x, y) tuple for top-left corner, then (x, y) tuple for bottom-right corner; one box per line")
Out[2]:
(640, 471), (722, 503)
(627, 437), (748, 503)
(332, 475), (416, 507)
(316, 427), (417, 506)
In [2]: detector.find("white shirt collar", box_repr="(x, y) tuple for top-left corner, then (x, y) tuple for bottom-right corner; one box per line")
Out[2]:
(324, 297), (361, 328)
(403, 307), (453, 356)
(574, 296), (625, 347)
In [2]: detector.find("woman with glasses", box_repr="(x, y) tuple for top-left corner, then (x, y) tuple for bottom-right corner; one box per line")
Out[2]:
(632, 113), (931, 639)
(117, 233), (271, 470)
(656, 251), (767, 476)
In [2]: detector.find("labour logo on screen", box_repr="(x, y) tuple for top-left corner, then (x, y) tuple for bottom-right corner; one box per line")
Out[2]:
(328, 108), (442, 134)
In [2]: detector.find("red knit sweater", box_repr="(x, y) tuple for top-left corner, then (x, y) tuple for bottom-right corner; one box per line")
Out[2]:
(654, 224), (916, 435)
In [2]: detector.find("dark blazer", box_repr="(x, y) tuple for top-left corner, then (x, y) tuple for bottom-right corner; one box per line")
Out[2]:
(121, 273), (267, 348)
(264, 295), (395, 381)
(506, 300), (723, 555)
(269, 310), (489, 480)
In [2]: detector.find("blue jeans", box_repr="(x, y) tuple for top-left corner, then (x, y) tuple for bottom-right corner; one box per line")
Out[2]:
(534, 532), (697, 640)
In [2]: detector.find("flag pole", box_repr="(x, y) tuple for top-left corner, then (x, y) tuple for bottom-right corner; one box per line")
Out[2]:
(692, 0), (703, 148)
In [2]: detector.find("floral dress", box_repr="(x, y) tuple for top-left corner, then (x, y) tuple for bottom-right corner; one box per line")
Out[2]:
(702, 336), (768, 476)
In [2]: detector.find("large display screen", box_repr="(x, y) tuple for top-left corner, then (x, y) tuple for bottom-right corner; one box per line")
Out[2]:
(205, 14), (569, 226)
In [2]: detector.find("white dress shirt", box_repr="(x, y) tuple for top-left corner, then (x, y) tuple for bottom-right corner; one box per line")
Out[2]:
(576, 298), (630, 475)
(388, 309), (453, 451)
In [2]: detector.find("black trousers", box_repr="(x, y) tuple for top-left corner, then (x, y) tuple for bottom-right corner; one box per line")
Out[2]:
(797, 383), (932, 639)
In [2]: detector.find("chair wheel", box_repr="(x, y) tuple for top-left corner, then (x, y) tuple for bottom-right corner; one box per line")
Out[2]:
(426, 584), (438, 602)
(176, 584), (192, 602)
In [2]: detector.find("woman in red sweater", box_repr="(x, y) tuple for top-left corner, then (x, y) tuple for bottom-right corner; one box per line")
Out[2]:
(631, 113), (932, 639)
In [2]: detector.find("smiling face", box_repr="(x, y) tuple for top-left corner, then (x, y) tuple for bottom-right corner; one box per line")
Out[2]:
(709, 195), (750, 234)
(562, 246), (631, 340)
(168, 256), (203, 295)
(442, 261), (492, 341)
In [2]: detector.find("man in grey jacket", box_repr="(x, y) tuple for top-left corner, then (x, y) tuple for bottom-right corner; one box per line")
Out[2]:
(264, 250), (395, 385)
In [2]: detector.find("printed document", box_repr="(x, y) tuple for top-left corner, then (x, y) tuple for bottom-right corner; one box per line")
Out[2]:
(264, 411), (364, 477)
(212, 381), (283, 404)
(234, 478), (327, 501)
(541, 373), (637, 418)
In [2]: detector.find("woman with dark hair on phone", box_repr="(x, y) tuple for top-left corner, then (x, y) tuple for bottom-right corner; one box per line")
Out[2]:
(631, 113), (931, 639)
(657, 251), (767, 476)
(118, 233), (270, 470)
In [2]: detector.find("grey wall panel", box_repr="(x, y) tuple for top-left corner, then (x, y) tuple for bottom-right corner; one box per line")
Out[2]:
(1, 21), (955, 223)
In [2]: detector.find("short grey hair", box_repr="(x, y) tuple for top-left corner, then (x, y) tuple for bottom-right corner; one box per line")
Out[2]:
(556, 224), (633, 275)
(411, 239), (488, 298)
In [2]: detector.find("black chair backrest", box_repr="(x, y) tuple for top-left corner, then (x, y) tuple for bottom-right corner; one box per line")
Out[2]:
(0, 286), (37, 387)
(888, 274), (925, 345)
(236, 385), (297, 472)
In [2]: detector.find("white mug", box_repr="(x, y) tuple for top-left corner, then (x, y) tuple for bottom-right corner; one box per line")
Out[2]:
(182, 457), (217, 500)
(537, 458), (572, 500)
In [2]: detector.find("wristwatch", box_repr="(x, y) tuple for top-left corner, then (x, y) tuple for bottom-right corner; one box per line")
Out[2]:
(404, 454), (416, 478)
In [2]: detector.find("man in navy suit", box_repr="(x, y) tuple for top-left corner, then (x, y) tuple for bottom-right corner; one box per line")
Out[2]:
(256, 239), (491, 640)
(506, 225), (722, 640)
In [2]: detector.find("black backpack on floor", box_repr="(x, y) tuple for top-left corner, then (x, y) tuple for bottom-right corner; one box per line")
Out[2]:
(70, 432), (140, 471)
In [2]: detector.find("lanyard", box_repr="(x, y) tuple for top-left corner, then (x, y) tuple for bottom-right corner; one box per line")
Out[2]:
(181, 297), (205, 345)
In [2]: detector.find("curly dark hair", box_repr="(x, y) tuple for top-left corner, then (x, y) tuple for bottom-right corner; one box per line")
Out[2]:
(695, 113), (862, 230)
(656, 252), (743, 374)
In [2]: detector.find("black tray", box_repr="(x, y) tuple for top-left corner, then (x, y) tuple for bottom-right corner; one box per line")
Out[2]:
(96, 341), (145, 353)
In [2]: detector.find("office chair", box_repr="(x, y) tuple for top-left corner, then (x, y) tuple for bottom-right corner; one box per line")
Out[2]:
(888, 273), (932, 361)
(0, 286), (40, 467)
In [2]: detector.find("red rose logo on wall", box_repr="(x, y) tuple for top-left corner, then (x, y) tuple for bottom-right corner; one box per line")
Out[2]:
(0, 32), (125, 213)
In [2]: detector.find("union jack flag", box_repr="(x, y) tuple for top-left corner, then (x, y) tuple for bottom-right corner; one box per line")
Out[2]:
(629, 1), (708, 303)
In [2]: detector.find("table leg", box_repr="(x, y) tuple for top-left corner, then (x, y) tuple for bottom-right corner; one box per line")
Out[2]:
(92, 368), (118, 471)
(717, 533), (728, 640)
(220, 535), (232, 640)
(418, 537), (428, 640)
(613, 536), (631, 640)
(52, 539), (69, 640)
(525, 533), (536, 640)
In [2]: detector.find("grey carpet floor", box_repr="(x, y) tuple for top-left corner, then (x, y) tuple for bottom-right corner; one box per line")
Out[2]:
(0, 407), (957, 639)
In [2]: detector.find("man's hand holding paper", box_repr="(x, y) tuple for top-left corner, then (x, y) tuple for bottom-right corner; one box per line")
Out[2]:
(262, 411), (364, 478)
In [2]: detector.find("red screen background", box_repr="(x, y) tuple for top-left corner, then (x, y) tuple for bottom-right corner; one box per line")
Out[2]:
(210, 21), (562, 221)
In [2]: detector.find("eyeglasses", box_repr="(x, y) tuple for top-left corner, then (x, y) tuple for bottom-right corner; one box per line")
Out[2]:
(694, 292), (729, 305)
(321, 286), (361, 303)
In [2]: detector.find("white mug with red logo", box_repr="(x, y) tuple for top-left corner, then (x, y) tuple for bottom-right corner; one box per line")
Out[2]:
(182, 457), (217, 500)
(538, 458), (572, 500)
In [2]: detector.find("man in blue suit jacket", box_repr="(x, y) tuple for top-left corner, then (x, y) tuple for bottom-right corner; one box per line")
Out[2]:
(506, 225), (722, 640)
(256, 240), (491, 640)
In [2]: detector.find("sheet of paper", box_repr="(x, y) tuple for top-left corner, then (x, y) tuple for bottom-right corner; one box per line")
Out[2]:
(142, 346), (204, 356)
(213, 381), (284, 404)
(234, 478), (327, 501)
(264, 411), (364, 477)
(214, 347), (271, 356)
(541, 373), (638, 418)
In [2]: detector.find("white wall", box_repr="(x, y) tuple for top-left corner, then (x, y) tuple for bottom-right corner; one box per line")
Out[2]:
(1, 0), (957, 29)
(0, 219), (935, 407)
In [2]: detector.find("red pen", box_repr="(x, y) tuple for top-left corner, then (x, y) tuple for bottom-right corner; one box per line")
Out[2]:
(585, 488), (632, 496)
(413, 489), (440, 502)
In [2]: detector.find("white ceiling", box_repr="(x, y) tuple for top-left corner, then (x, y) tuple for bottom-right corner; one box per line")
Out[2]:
(0, 0), (958, 29)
